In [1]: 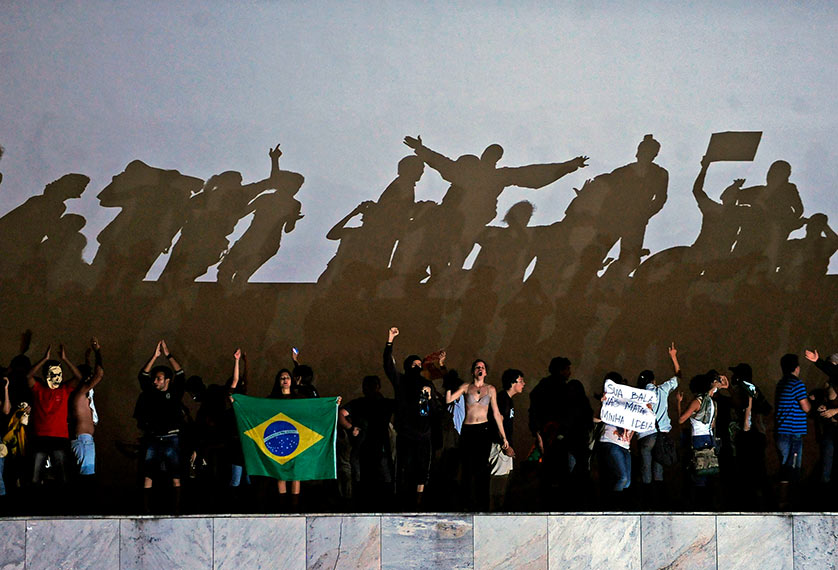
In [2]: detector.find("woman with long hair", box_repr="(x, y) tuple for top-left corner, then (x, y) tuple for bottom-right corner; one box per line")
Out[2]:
(445, 358), (509, 510)
(232, 352), (302, 509)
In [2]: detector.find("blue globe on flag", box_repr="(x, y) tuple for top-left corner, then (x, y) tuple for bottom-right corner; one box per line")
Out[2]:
(263, 420), (300, 457)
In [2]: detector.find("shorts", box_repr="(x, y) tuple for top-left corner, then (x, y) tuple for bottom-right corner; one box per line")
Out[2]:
(71, 433), (96, 475)
(142, 434), (181, 479)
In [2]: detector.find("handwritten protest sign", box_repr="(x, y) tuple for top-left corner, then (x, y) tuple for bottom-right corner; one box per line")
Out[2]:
(601, 379), (658, 432)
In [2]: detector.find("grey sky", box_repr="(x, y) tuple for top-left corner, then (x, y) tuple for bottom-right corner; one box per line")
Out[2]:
(2, 1), (836, 280)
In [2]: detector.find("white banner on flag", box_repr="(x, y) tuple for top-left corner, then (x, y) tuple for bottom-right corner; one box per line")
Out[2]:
(600, 379), (658, 432)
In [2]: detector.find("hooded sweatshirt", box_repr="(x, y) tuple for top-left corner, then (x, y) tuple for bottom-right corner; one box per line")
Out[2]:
(383, 343), (437, 440)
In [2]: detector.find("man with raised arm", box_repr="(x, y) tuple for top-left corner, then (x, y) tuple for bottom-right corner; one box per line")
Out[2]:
(384, 326), (438, 507)
(805, 349), (838, 389)
(635, 342), (680, 507)
(70, 338), (104, 486)
(403, 136), (588, 273)
(27, 344), (82, 496)
(133, 340), (186, 513)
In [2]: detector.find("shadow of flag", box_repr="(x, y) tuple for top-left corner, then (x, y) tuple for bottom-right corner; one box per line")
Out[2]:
(232, 394), (337, 481)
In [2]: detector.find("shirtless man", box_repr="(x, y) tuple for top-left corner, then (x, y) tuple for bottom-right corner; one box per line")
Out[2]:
(70, 338), (104, 479)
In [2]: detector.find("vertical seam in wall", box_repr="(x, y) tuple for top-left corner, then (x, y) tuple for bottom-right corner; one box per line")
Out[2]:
(472, 515), (476, 569)
(118, 519), (121, 570)
(545, 515), (549, 570)
(379, 515), (383, 570)
(24, 519), (28, 570)
(305, 516), (309, 570)
(211, 517), (215, 570)
(791, 514), (795, 570)
(714, 515), (719, 570)
(638, 515), (643, 570)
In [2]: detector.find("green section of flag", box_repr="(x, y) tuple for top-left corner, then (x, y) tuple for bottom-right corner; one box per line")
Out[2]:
(232, 395), (337, 481)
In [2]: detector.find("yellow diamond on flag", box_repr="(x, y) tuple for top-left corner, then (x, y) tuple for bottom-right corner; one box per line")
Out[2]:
(244, 412), (324, 465)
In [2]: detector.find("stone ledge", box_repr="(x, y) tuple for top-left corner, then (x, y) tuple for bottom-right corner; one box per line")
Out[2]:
(0, 513), (835, 569)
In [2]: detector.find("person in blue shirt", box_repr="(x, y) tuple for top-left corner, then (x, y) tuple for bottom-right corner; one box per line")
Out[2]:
(774, 353), (811, 509)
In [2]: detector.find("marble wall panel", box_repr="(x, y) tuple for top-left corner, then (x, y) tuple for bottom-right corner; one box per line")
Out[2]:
(5, 513), (834, 570)
(214, 516), (305, 570)
(641, 515), (716, 570)
(307, 516), (380, 570)
(120, 517), (213, 570)
(474, 515), (547, 570)
(380, 515), (473, 570)
(0, 520), (25, 570)
(717, 515), (792, 570)
(25, 518), (119, 570)
(793, 515), (838, 570)
(549, 515), (640, 570)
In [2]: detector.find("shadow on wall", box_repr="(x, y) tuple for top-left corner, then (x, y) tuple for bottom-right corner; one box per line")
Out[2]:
(0, 132), (836, 484)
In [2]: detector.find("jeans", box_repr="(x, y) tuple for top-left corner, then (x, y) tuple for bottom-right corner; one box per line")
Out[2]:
(0, 456), (5, 496)
(71, 433), (96, 475)
(230, 464), (250, 487)
(602, 442), (631, 492)
(142, 434), (181, 479)
(776, 433), (803, 482)
(638, 434), (664, 484)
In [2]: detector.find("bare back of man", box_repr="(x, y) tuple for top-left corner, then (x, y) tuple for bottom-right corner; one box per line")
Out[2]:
(72, 389), (96, 437)
(70, 338), (103, 478)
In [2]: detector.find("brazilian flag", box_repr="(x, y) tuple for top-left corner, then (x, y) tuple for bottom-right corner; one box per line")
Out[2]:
(232, 395), (338, 481)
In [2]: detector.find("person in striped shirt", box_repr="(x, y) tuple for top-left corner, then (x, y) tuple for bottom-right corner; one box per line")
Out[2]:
(774, 353), (810, 488)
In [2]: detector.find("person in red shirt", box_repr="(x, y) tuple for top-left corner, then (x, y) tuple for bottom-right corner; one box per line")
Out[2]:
(26, 344), (82, 487)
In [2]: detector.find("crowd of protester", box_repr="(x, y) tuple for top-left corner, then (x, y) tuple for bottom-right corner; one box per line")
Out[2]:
(1, 327), (836, 515)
